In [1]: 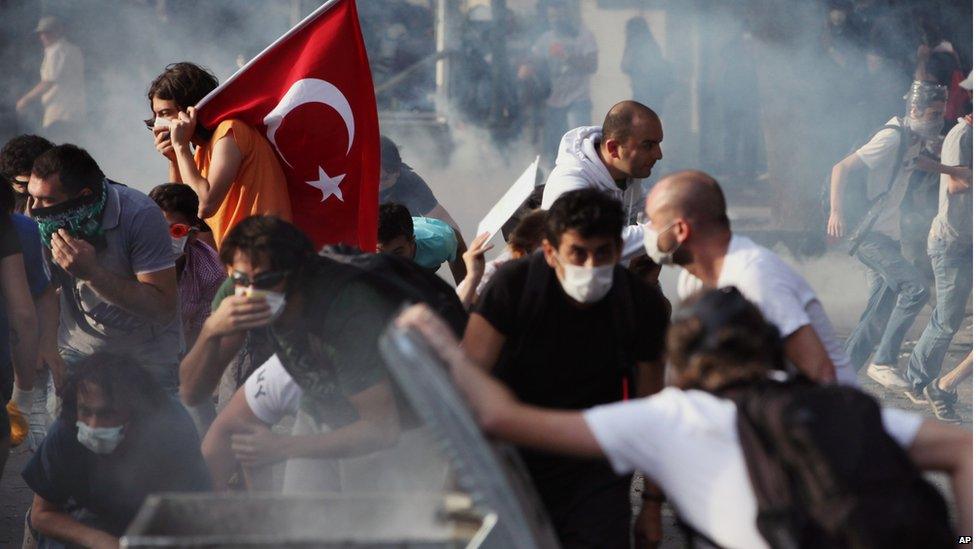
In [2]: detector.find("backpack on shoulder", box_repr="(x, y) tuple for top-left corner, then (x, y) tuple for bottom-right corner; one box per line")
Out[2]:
(820, 124), (909, 256)
(731, 378), (955, 549)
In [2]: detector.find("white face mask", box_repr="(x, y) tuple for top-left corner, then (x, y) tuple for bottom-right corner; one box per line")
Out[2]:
(236, 286), (287, 320)
(643, 221), (680, 265)
(171, 235), (188, 256)
(76, 421), (125, 454)
(907, 116), (942, 138)
(555, 256), (615, 304)
(153, 116), (170, 131)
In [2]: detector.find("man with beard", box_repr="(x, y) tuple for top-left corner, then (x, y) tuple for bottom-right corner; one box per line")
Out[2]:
(645, 170), (856, 385)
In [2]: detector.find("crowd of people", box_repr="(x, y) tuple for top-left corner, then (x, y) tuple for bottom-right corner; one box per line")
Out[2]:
(0, 4), (971, 549)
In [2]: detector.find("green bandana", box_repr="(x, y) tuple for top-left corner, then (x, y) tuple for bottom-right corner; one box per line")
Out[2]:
(32, 179), (108, 248)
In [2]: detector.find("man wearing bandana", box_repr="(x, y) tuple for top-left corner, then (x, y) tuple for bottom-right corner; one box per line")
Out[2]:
(28, 145), (181, 393)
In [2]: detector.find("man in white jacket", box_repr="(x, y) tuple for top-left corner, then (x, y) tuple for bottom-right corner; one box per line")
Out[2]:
(541, 101), (663, 259)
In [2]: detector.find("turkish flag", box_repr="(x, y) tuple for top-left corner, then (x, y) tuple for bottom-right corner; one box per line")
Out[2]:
(196, 0), (379, 251)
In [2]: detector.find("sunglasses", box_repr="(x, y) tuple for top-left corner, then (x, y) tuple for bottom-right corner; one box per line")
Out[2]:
(231, 270), (289, 290)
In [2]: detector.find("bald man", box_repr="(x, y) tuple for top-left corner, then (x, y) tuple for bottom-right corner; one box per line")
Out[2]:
(541, 101), (663, 259)
(644, 170), (858, 385)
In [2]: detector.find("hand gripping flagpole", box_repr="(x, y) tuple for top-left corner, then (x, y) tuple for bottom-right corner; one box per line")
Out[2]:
(194, 0), (344, 113)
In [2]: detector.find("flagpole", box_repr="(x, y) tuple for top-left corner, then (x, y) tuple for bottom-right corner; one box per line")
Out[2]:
(195, 0), (345, 111)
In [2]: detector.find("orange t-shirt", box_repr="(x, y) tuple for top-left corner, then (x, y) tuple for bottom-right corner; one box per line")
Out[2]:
(194, 119), (292, 248)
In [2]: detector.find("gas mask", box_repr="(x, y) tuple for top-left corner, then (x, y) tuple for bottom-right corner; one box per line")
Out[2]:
(76, 421), (125, 454)
(904, 80), (947, 138)
(643, 221), (680, 266)
(554, 256), (614, 304)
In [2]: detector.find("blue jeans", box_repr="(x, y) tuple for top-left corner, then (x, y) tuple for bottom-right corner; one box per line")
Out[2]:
(845, 233), (930, 370)
(906, 237), (973, 392)
(542, 99), (592, 168)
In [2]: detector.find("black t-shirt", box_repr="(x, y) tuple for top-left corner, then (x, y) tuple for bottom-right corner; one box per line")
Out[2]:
(475, 252), (668, 409)
(378, 164), (438, 216)
(474, 252), (669, 526)
(22, 398), (211, 536)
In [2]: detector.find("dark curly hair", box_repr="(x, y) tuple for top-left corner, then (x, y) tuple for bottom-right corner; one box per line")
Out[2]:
(667, 287), (784, 392)
(219, 216), (314, 293)
(0, 134), (55, 180)
(377, 202), (414, 245)
(149, 183), (208, 230)
(146, 62), (218, 138)
(544, 188), (623, 248)
(60, 352), (169, 425)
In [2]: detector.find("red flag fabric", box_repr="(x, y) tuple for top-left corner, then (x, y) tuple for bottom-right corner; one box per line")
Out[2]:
(196, 0), (379, 251)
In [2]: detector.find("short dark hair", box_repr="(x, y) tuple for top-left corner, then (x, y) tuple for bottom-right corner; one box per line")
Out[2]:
(601, 101), (659, 143)
(545, 189), (623, 247)
(380, 135), (402, 173)
(147, 62), (219, 136)
(31, 144), (104, 196)
(507, 209), (548, 255)
(0, 134), (55, 180)
(149, 183), (204, 226)
(219, 216), (314, 290)
(378, 202), (414, 244)
(59, 352), (169, 425)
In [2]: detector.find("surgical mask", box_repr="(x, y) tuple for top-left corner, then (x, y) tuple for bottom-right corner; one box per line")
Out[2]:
(76, 421), (124, 454)
(907, 116), (943, 138)
(643, 222), (680, 265)
(555, 256), (614, 303)
(236, 286), (287, 320)
(171, 235), (188, 256)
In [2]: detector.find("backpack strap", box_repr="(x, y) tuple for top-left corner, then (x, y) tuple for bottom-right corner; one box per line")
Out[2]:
(846, 123), (911, 255)
(512, 251), (553, 359)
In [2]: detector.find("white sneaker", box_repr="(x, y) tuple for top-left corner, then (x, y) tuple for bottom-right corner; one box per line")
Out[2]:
(867, 363), (910, 390)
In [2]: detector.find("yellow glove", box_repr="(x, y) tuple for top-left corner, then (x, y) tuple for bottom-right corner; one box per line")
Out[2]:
(6, 400), (28, 447)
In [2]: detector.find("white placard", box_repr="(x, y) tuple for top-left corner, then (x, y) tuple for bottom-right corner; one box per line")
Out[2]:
(475, 156), (540, 241)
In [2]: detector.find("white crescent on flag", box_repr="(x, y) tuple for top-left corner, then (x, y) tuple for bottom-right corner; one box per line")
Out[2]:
(263, 78), (356, 168)
(263, 78), (355, 202)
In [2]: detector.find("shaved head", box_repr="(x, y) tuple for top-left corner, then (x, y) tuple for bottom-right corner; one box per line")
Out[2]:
(646, 170), (730, 231)
(602, 100), (660, 143)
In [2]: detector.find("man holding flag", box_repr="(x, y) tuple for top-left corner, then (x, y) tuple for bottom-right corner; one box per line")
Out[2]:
(152, 0), (381, 252)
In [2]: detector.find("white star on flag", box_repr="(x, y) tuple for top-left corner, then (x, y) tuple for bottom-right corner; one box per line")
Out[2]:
(306, 166), (345, 202)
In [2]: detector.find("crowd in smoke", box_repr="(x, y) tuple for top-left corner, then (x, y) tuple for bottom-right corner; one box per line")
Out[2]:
(0, 0), (971, 548)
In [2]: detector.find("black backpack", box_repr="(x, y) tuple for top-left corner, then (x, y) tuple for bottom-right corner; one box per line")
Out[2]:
(728, 378), (954, 549)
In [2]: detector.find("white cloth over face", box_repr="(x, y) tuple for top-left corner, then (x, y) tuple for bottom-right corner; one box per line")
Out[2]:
(677, 235), (858, 385)
(541, 126), (646, 259)
(584, 387), (924, 549)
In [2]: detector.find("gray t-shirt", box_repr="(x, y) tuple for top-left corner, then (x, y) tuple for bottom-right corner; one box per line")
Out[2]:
(854, 117), (923, 241)
(930, 118), (973, 248)
(53, 182), (182, 365)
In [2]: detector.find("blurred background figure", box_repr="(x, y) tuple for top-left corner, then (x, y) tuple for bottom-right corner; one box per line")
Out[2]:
(620, 16), (673, 115)
(15, 16), (86, 144)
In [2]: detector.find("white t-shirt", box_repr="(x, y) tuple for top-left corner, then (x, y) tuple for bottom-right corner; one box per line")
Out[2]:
(584, 387), (924, 549)
(930, 118), (973, 246)
(677, 235), (858, 385)
(39, 39), (86, 127)
(244, 354), (302, 425)
(854, 117), (923, 241)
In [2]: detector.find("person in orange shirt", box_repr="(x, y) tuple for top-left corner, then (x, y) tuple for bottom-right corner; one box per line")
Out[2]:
(147, 63), (292, 248)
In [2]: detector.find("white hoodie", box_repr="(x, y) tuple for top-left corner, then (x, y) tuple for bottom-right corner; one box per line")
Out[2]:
(541, 126), (646, 259)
